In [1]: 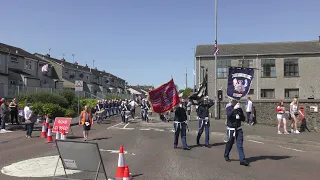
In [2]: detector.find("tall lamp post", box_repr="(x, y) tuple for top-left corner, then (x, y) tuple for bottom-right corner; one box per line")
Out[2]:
(214, 0), (218, 119)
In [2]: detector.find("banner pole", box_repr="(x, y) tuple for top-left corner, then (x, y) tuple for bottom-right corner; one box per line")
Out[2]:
(214, 0), (218, 119)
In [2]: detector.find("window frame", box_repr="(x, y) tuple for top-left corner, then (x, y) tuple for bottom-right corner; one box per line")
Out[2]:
(261, 59), (276, 78)
(217, 59), (231, 78)
(284, 58), (299, 77)
(284, 88), (299, 98)
(260, 89), (275, 99)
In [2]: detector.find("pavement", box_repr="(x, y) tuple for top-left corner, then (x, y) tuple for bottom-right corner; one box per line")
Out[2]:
(0, 112), (320, 180)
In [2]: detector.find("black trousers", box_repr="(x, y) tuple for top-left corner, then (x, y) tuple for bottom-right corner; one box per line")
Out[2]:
(10, 111), (19, 124)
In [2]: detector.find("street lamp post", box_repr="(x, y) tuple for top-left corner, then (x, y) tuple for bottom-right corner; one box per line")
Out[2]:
(214, 0), (218, 119)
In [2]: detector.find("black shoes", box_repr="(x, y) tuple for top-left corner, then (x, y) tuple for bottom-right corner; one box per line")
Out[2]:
(224, 157), (231, 162)
(205, 144), (211, 148)
(240, 161), (249, 166)
(183, 147), (191, 150)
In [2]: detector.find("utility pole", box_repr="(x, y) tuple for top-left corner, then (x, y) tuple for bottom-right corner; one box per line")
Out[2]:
(193, 48), (196, 93)
(62, 53), (66, 59)
(185, 68), (188, 89)
(214, 0), (218, 119)
(72, 54), (75, 63)
(93, 60), (95, 68)
(48, 48), (51, 55)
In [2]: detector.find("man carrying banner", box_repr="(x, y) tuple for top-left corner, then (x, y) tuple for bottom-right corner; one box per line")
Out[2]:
(173, 100), (190, 150)
(224, 99), (249, 166)
(224, 66), (254, 166)
(196, 96), (214, 148)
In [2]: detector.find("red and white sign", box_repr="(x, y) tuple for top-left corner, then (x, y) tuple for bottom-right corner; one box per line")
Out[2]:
(52, 117), (72, 133)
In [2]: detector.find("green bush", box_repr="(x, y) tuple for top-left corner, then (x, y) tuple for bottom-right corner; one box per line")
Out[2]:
(16, 92), (96, 118)
(16, 92), (69, 108)
(80, 99), (97, 110)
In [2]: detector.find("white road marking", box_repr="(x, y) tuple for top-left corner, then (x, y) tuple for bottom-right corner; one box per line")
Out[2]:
(122, 123), (129, 129)
(247, 140), (264, 144)
(99, 149), (136, 155)
(122, 128), (134, 130)
(107, 122), (123, 129)
(1, 155), (80, 177)
(139, 128), (151, 131)
(0, 130), (13, 134)
(153, 129), (164, 132)
(277, 145), (306, 152)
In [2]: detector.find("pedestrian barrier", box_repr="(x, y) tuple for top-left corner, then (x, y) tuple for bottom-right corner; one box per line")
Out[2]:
(116, 145), (126, 179)
(40, 121), (47, 138)
(46, 123), (53, 143)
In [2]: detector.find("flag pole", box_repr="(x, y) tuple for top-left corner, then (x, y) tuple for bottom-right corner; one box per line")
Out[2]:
(214, 0), (218, 119)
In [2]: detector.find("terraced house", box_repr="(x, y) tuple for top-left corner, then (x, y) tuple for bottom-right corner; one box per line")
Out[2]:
(195, 39), (320, 100)
(34, 53), (128, 98)
(0, 42), (128, 99)
(0, 43), (63, 98)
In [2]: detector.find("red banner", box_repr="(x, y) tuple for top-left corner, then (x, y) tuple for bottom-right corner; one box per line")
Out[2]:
(148, 79), (180, 113)
(52, 117), (72, 133)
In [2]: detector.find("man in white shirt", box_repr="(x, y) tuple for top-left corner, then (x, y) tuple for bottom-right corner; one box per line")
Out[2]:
(246, 97), (253, 125)
(129, 100), (138, 120)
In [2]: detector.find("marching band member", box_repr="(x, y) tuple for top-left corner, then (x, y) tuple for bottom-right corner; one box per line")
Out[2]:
(173, 101), (190, 150)
(224, 99), (249, 166)
(196, 96), (214, 148)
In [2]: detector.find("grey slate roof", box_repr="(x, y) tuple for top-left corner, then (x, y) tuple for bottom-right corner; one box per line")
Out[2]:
(196, 40), (320, 57)
(0, 43), (44, 61)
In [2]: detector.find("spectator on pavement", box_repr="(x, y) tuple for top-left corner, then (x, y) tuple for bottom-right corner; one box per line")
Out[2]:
(276, 101), (289, 134)
(24, 104), (37, 138)
(245, 97), (253, 125)
(0, 98), (9, 131)
(79, 105), (93, 141)
(9, 98), (19, 125)
(289, 98), (300, 134)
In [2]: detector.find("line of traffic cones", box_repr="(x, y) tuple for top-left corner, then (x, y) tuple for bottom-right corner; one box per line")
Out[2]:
(116, 145), (132, 180)
(40, 120), (47, 138)
(46, 122), (53, 143)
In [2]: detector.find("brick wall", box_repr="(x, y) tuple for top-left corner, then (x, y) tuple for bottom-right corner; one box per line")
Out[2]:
(213, 99), (320, 132)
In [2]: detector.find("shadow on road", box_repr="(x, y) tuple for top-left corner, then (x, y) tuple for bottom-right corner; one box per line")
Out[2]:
(67, 136), (83, 140)
(246, 155), (292, 163)
(132, 173), (143, 178)
(91, 137), (112, 141)
(210, 142), (226, 147)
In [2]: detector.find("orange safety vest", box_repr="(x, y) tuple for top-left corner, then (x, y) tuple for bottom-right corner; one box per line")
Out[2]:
(80, 110), (93, 125)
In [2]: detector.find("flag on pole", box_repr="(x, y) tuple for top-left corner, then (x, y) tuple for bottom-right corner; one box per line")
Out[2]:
(193, 69), (196, 75)
(41, 64), (49, 73)
(189, 71), (208, 104)
(227, 67), (254, 100)
(214, 40), (219, 56)
(148, 79), (180, 113)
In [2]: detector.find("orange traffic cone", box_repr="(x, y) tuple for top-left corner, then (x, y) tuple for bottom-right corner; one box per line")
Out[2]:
(115, 145), (125, 179)
(46, 123), (53, 143)
(61, 130), (67, 140)
(40, 121), (47, 138)
(123, 165), (131, 180)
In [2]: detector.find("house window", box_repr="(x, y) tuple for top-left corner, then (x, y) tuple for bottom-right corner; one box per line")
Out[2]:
(65, 68), (69, 74)
(248, 89), (254, 95)
(9, 80), (16, 85)
(24, 60), (32, 70)
(239, 59), (254, 68)
(261, 89), (275, 98)
(11, 56), (18, 63)
(217, 59), (231, 78)
(284, 58), (299, 77)
(261, 59), (276, 77)
(285, 88), (299, 98)
(86, 76), (89, 80)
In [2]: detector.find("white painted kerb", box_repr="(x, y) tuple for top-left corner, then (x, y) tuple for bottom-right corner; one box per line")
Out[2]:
(1, 155), (81, 177)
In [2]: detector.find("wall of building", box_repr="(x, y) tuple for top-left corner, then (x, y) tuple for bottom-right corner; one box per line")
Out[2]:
(212, 100), (320, 132)
(196, 54), (320, 100)
(0, 53), (8, 75)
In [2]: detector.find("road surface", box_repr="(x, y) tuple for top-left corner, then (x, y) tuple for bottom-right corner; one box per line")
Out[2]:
(0, 115), (320, 180)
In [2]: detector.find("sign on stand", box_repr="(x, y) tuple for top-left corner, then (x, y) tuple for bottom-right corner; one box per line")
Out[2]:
(52, 117), (72, 133)
(75, 80), (83, 92)
(53, 140), (108, 180)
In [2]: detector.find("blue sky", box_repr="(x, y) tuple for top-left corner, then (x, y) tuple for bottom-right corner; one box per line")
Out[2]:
(0, 0), (319, 90)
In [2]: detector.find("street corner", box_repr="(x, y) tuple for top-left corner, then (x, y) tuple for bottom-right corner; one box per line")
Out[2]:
(1, 155), (81, 178)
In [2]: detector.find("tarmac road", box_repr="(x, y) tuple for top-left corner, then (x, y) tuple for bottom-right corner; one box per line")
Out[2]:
(0, 115), (320, 180)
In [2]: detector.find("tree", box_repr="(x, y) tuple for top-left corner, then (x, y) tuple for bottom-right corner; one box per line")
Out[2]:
(183, 88), (193, 98)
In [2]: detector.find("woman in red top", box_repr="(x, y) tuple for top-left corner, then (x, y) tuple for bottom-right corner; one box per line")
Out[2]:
(276, 101), (289, 134)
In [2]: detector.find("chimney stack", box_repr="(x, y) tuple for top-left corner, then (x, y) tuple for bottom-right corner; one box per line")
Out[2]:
(318, 36), (320, 42)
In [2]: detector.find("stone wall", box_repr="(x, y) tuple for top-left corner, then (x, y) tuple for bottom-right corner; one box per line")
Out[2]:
(213, 99), (320, 132)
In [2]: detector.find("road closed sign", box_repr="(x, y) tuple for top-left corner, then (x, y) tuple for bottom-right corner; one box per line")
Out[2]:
(75, 80), (83, 91)
(52, 117), (72, 133)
